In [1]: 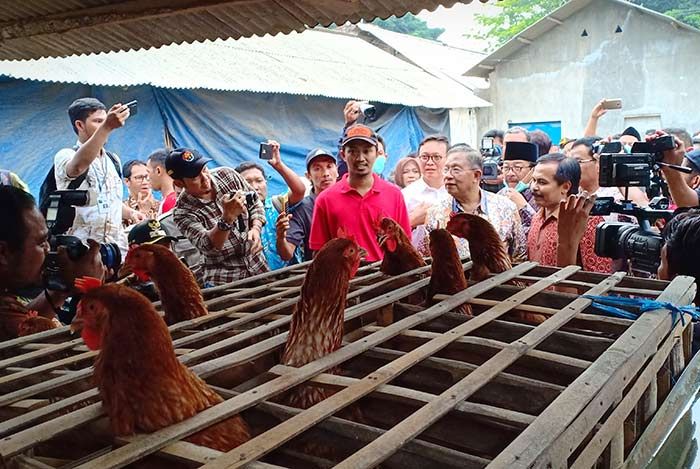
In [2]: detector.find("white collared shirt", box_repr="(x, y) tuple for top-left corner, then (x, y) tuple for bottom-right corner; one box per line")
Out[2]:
(401, 178), (448, 246)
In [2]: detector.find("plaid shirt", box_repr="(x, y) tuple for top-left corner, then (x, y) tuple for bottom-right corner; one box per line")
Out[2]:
(173, 167), (268, 286)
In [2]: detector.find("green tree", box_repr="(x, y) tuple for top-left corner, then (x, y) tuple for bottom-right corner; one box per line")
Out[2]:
(471, 0), (565, 49)
(373, 13), (445, 40)
(473, 0), (700, 49)
(629, 1), (700, 28)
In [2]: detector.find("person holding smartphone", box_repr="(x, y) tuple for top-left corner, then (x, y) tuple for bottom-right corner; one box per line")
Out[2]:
(235, 140), (306, 270)
(53, 98), (137, 257)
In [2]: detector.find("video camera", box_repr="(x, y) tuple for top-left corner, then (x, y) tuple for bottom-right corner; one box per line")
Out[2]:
(592, 197), (673, 275)
(43, 190), (121, 291)
(358, 102), (377, 123)
(593, 135), (689, 275)
(480, 137), (502, 182)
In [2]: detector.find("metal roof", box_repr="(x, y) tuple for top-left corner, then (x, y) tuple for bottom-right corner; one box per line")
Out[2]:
(0, 0), (472, 60)
(0, 28), (491, 108)
(464, 0), (700, 78)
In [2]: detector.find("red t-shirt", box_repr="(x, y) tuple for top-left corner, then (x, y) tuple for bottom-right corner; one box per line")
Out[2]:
(310, 174), (411, 262)
(160, 191), (177, 215)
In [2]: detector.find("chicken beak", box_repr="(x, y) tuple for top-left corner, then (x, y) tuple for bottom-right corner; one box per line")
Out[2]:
(69, 317), (84, 335)
(118, 262), (132, 278)
(358, 247), (368, 260)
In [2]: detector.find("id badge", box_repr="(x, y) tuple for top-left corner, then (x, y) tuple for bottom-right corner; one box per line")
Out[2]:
(97, 194), (109, 215)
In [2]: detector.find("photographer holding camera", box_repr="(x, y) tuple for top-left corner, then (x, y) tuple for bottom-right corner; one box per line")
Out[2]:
(0, 187), (104, 339)
(658, 131), (700, 208)
(168, 148), (268, 287)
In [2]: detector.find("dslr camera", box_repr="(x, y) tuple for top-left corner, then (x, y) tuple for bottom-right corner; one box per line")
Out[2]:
(592, 135), (686, 275)
(43, 190), (121, 291)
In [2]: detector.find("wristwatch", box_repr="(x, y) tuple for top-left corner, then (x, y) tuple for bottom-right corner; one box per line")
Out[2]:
(217, 218), (232, 232)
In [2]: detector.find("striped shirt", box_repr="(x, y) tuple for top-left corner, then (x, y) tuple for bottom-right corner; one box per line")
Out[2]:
(174, 167), (269, 286)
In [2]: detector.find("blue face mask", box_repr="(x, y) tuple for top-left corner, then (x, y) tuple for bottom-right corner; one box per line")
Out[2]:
(514, 181), (530, 193)
(623, 144), (633, 154)
(373, 156), (386, 175)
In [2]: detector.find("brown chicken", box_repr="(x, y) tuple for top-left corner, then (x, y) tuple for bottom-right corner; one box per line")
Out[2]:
(446, 213), (512, 282)
(427, 228), (471, 316)
(18, 310), (60, 336)
(375, 217), (427, 276)
(280, 236), (363, 409)
(70, 278), (250, 451)
(446, 213), (546, 323)
(119, 244), (207, 325)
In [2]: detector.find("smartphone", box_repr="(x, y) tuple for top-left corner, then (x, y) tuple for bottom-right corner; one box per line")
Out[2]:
(259, 142), (273, 160)
(601, 98), (622, 110)
(125, 100), (138, 116)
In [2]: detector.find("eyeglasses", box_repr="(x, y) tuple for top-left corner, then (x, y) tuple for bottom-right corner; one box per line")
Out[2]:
(419, 153), (444, 163)
(130, 175), (150, 182)
(443, 166), (478, 176)
(501, 164), (532, 173)
(574, 158), (597, 165)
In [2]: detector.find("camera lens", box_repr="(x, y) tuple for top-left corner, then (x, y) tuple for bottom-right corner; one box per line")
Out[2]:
(100, 243), (122, 271)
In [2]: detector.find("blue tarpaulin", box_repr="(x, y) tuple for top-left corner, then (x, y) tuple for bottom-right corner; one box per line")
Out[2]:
(0, 77), (450, 198)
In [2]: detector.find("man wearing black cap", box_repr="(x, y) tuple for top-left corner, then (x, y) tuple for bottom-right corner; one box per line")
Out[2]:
(166, 148), (267, 286)
(497, 141), (539, 233)
(276, 148), (338, 262)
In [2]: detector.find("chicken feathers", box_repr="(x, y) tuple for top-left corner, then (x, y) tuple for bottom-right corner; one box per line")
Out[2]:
(71, 282), (250, 451)
(120, 244), (207, 325)
(427, 228), (471, 316)
(446, 213), (546, 323)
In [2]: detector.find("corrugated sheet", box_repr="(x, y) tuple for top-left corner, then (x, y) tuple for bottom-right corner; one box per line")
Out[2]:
(0, 0), (466, 60)
(0, 28), (491, 108)
(464, 0), (700, 78)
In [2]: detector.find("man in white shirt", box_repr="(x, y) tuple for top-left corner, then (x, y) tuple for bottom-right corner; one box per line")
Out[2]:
(53, 98), (140, 256)
(401, 135), (449, 246)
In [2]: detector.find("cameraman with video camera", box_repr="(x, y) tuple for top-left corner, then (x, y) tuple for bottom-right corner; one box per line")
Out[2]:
(0, 186), (104, 339)
(168, 148), (268, 287)
(657, 131), (700, 208)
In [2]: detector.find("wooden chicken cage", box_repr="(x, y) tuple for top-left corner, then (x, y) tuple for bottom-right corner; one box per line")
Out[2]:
(0, 259), (695, 469)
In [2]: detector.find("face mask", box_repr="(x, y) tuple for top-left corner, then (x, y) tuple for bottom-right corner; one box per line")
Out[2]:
(373, 156), (386, 175)
(623, 144), (633, 154)
(514, 181), (530, 193)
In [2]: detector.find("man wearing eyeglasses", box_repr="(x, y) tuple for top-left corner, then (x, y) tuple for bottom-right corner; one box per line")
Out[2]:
(497, 141), (539, 234)
(122, 160), (159, 227)
(569, 138), (624, 208)
(402, 135), (450, 245)
(418, 145), (526, 262)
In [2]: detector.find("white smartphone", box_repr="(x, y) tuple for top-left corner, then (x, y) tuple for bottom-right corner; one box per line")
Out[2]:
(601, 98), (622, 110)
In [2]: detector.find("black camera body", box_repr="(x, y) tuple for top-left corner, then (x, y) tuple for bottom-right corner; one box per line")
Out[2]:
(482, 157), (501, 181)
(597, 135), (676, 188)
(592, 197), (673, 275)
(43, 190), (121, 291)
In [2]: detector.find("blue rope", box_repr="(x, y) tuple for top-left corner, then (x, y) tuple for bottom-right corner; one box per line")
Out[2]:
(582, 295), (700, 327)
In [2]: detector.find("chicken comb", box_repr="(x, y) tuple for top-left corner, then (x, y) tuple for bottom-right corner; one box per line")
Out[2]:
(74, 277), (103, 293)
(25, 310), (39, 318)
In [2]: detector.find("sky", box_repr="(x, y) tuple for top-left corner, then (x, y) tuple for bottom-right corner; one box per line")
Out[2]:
(417, 1), (500, 52)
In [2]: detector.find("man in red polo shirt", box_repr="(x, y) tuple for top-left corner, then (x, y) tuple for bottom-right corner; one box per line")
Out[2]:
(310, 124), (411, 261)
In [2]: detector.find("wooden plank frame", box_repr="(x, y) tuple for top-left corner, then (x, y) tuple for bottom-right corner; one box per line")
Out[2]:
(0, 259), (693, 469)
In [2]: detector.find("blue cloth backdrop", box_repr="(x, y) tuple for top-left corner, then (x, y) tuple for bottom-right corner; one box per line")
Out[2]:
(0, 77), (450, 198)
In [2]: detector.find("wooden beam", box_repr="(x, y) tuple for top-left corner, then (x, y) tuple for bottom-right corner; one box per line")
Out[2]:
(333, 271), (624, 469)
(70, 263), (535, 469)
(489, 275), (695, 468)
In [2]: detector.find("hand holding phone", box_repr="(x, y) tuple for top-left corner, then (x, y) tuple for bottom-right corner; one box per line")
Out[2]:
(124, 100), (138, 116)
(601, 98), (622, 110)
(259, 142), (273, 160)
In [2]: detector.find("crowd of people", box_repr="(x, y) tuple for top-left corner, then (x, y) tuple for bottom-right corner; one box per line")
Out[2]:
(2, 96), (700, 339)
